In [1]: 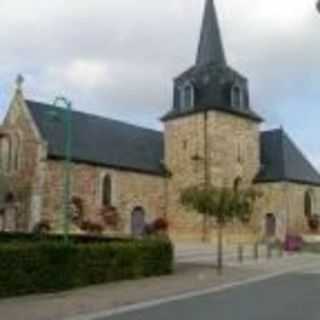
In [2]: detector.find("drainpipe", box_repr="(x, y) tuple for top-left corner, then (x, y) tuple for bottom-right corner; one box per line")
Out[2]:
(202, 110), (210, 242)
(284, 182), (290, 236)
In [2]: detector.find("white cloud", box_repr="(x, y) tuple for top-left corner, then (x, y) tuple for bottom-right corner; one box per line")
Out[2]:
(48, 59), (110, 90)
(0, 0), (319, 164)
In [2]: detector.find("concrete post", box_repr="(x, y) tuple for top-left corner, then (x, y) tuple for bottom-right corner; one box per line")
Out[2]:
(254, 242), (259, 261)
(238, 244), (244, 263)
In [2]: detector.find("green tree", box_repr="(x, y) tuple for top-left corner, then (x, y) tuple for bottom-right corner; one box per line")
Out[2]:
(181, 184), (259, 273)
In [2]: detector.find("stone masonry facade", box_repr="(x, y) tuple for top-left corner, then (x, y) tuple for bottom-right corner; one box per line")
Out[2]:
(164, 111), (263, 242)
(42, 160), (166, 234)
(1, 93), (166, 235)
(1, 91), (320, 242)
(0, 91), (44, 231)
(254, 182), (320, 241)
(1, 0), (320, 242)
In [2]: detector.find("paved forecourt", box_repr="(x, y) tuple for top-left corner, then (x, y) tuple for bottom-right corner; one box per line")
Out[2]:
(175, 242), (285, 266)
(1, 253), (317, 320)
(91, 260), (320, 320)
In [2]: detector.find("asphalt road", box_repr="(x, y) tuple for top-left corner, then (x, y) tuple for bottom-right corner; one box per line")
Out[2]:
(97, 267), (320, 320)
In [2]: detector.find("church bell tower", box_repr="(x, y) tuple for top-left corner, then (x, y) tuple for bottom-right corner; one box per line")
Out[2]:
(163, 0), (263, 240)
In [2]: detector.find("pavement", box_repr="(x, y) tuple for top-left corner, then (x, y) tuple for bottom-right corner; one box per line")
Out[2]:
(91, 264), (320, 320)
(0, 243), (318, 320)
(175, 242), (282, 266)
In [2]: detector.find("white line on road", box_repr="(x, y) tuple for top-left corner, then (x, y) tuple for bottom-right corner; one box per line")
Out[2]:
(65, 258), (320, 320)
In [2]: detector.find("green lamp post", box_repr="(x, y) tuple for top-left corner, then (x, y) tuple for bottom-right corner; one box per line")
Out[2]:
(53, 96), (73, 243)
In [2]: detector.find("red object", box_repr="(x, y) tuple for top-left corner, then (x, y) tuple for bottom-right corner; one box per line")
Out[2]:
(284, 234), (303, 252)
(100, 206), (119, 227)
(153, 217), (169, 231)
(81, 220), (104, 234)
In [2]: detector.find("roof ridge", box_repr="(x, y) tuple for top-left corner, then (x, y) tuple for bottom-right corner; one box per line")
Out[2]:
(25, 99), (163, 136)
(261, 128), (282, 135)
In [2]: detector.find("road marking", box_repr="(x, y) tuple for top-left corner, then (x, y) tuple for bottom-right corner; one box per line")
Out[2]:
(65, 259), (320, 320)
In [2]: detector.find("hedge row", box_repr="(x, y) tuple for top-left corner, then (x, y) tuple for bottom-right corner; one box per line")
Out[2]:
(0, 239), (173, 298)
(0, 232), (130, 244)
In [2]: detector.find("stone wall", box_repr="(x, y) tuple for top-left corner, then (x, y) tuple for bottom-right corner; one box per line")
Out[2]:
(164, 113), (206, 240)
(42, 160), (166, 235)
(0, 92), (45, 231)
(164, 110), (260, 242)
(207, 112), (260, 188)
(1, 93), (166, 236)
(3, 92), (320, 242)
(254, 182), (320, 240)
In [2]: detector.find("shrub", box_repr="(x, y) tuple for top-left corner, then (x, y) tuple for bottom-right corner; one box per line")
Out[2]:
(153, 217), (169, 232)
(32, 220), (51, 234)
(0, 232), (130, 244)
(0, 238), (173, 298)
(100, 206), (119, 228)
(80, 219), (104, 235)
(145, 217), (169, 236)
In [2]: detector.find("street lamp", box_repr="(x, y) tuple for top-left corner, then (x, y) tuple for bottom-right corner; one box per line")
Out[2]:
(53, 96), (73, 243)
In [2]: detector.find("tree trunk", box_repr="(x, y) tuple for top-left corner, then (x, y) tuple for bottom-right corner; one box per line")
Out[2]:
(217, 222), (223, 274)
(202, 213), (208, 242)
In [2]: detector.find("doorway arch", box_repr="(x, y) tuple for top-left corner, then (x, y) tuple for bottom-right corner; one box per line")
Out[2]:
(265, 213), (276, 238)
(3, 192), (17, 232)
(131, 206), (146, 237)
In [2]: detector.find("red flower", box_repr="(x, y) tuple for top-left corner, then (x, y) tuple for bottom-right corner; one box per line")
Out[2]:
(153, 217), (169, 232)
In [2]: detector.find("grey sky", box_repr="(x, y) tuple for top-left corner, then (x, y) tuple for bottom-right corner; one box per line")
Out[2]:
(0, 0), (319, 167)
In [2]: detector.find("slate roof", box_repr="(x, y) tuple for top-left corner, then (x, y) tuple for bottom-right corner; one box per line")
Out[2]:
(162, 100), (263, 123)
(164, 0), (263, 124)
(26, 100), (165, 176)
(196, 0), (226, 66)
(25, 100), (320, 185)
(255, 129), (320, 186)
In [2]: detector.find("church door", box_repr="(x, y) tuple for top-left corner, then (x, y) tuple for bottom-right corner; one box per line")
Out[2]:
(131, 207), (146, 237)
(265, 213), (276, 238)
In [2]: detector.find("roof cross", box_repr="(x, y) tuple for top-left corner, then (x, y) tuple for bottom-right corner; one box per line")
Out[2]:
(15, 74), (25, 91)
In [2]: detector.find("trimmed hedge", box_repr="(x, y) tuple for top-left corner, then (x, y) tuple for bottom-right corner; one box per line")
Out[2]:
(0, 239), (173, 298)
(0, 232), (131, 244)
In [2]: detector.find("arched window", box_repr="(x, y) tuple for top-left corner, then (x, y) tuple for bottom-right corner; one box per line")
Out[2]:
(0, 136), (12, 172)
(305, 190), (313, 218)
(179, 82), (194, 111)
(265, 213), (276, 238)
(3, 192), (17, 232)
(102, 174), (112, 207)
(184, 84), (193, 109)
(13, 135), (20, 171)
(231, 85), (243, 108)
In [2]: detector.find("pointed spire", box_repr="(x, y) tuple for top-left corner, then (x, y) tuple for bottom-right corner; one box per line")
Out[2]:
(196, 0), (226, 66)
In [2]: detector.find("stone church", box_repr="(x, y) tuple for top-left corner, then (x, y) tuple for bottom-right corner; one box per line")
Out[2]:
(1, 0), (320, 242)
